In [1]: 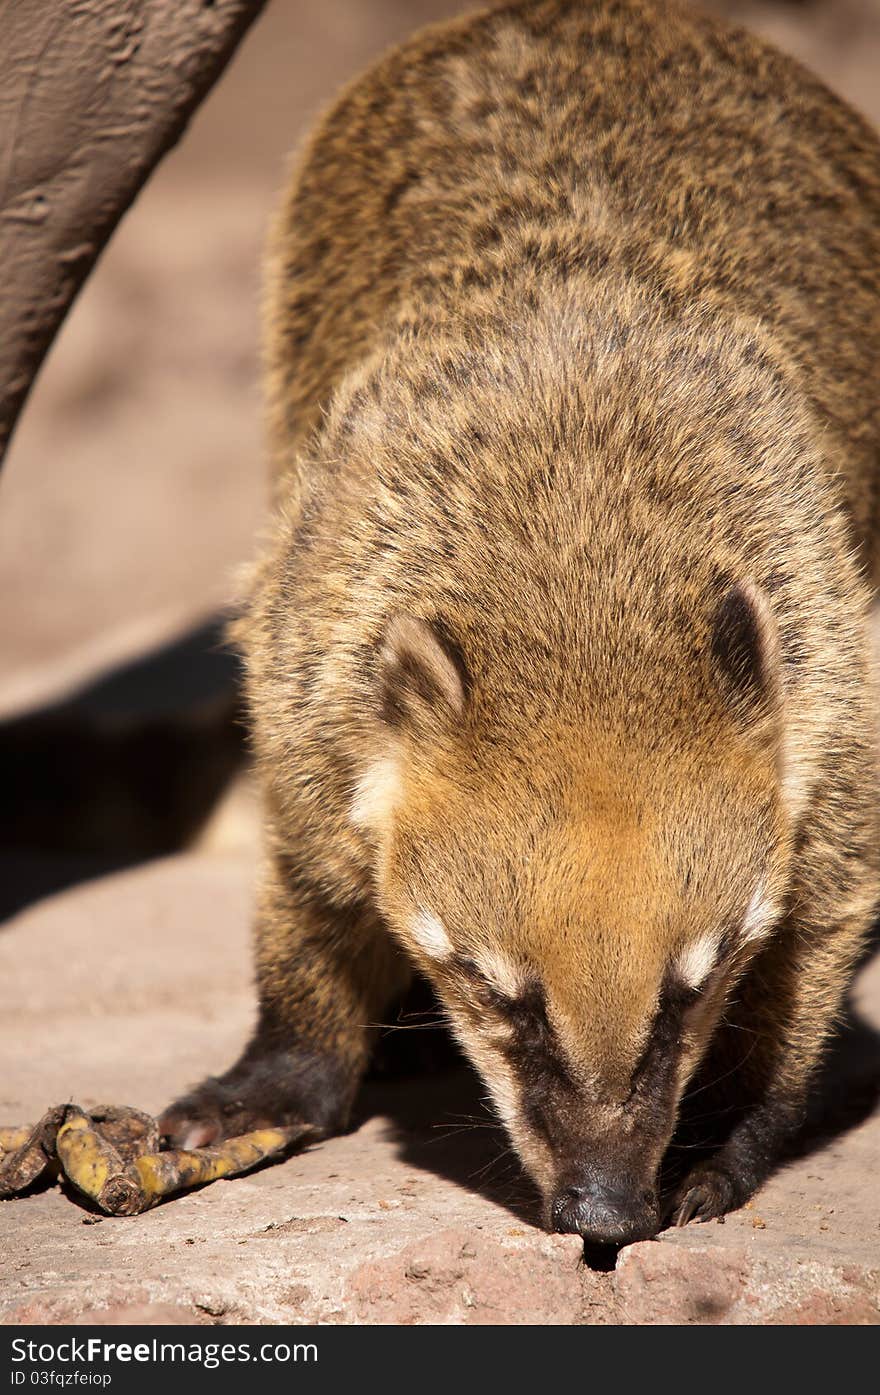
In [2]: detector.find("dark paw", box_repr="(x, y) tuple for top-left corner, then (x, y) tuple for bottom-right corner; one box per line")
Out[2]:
(159, 1078), (277, 1149)
(668, 1161), (749, 1228)
(159, 1045), (355, 1149)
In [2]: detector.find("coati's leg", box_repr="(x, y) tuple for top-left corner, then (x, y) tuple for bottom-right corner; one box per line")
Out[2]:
(160, 853), (412, 1148)
(670, 745), (880, 1227)
(672, 870), (877, 1225)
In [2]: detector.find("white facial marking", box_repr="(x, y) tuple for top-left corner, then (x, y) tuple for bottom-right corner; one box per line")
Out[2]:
(448, 1029), (552, 1187)
(675, 930), (722, 991)
(481, 1066), (519, 1130)
(676, 882), (779, 989)
(449, 1032), (520, 1136)
(409, 909), (453, 959)
(349, 755), (402, 832)
(742, 879), (778, 944)
(472, 948), (528, 1000)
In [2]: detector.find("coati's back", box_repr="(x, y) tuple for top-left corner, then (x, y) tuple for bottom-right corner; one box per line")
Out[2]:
(163, 0), (880, 1245)
(265, 0), (880, 568)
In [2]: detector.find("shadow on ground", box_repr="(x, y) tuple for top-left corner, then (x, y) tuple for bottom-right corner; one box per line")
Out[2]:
(345, 967), (540, 1224)
(0, 617), (245, 920)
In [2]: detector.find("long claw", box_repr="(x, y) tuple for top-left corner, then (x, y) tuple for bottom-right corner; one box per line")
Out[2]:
(669, 1162), (739, 1230)
(674, 1189), (703, 1227)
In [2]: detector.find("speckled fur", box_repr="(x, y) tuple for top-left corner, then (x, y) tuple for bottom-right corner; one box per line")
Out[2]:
(163, 0), (880, 1238)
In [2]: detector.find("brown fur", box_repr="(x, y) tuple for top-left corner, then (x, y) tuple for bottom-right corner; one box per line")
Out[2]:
(162, 0), (880, 1242)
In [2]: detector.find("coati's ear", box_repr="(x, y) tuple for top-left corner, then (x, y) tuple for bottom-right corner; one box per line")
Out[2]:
(377, 615), (469, 734)
(711, 582), (781, 728)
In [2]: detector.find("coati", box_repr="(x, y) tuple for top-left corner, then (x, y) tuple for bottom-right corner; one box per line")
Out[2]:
(161, 0), (880, 1244)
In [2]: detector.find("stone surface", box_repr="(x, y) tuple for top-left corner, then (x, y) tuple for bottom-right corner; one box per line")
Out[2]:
(1, 852), (878, 1326)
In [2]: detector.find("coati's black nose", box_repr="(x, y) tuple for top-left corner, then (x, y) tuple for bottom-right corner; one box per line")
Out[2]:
(550, 1179), (659, 1245)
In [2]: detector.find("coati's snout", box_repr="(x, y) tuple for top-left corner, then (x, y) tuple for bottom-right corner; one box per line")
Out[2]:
(353, 596), (789, 1239)
(549, 1173), (659, 1245)
(433, 957), (682, 1244)
(530, 1055), (667, 1243)
(487, 966), (698, 1243)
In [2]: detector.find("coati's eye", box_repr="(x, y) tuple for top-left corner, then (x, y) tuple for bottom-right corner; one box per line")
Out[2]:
(450, 954), (525, 1015)
(658, 975), (704, 1016)
(447, 946), (530, 1005)
(627, 971), (703, 1102)
(449, 957), (577, 1087)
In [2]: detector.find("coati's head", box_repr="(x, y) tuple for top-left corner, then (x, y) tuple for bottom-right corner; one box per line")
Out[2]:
(351, 587), (792, 1244)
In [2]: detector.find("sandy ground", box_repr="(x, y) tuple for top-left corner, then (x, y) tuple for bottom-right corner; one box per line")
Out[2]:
(2, 0), (880, 1325)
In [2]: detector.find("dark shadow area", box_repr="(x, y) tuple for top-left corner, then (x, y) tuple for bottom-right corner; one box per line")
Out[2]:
(580, 1242), (621, 1272)
(358, 974), (542, 1229)
(790, 926), (880, 1156)
(0, 617), (246, 921)
(361, 1064), (541, 1228)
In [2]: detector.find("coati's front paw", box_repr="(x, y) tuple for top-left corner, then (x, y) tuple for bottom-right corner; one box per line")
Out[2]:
(669, 1099), (802, 1228)
(159, 1078), (276, 1150)
(669, 1160), (751, 1227)
(159, 1047), (355, 1150)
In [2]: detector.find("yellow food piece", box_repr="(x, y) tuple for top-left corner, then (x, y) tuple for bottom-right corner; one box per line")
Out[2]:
(0, 1127), (32, 1158)
(56, 1112), (117, 1194)
(133, 1128), (295, 1204)
(5, 1108), (313, 1215)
